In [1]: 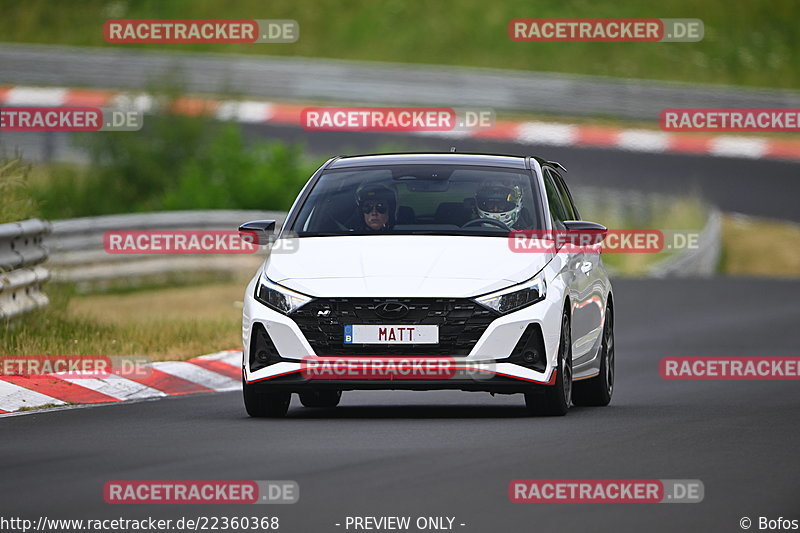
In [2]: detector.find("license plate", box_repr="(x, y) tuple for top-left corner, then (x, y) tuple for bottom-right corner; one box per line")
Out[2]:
(344, 325), (439, 344)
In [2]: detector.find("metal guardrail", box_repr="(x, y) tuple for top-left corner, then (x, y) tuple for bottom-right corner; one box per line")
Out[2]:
(1, 43), (799, 120)
(0, 218), (51, 320)
(46, 210), (285, 286)
(43, 198), (719, 283)
(574, 187), (722, 277)
(648, 209), (722, 278)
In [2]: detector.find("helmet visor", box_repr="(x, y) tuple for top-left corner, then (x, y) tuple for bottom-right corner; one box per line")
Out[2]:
(477, 196), (516, 213)
(360, 201), (389, 214)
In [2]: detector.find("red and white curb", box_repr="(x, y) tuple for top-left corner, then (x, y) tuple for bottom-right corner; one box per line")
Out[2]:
(1, 85), (799, 162)
(0, 350), (242, 415)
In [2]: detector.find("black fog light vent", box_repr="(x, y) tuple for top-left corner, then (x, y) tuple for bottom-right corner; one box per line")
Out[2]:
(249, 322), (282, 372)
(509, 323), (547, 372)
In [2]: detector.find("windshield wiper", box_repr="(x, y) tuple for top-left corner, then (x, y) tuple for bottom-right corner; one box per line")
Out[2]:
(295, 232), (353, 237)
(400, 230), (508, 236)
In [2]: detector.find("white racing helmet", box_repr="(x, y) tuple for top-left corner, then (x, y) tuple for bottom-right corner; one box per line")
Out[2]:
(475, 184), (523, 226)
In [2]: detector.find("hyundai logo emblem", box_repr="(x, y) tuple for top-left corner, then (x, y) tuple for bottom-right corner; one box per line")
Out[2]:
(374, 302), (409, 319)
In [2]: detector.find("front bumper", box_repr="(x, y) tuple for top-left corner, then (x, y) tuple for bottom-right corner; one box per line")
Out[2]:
(248, 363), (556, 394)
(245, 360), (558, 394)
(241, 275), (565, 391)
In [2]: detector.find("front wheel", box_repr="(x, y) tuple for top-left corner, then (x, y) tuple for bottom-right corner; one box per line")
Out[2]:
(243, 379), (291, 418)
(525, 308), (572, 416)
(573, 303), (614, 407)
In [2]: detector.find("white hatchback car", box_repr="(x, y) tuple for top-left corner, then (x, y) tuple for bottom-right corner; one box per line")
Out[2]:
(240, 153), (614, 417)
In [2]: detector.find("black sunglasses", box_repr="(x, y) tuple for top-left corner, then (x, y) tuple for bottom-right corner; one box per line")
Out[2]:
(360, 202), (388, 214)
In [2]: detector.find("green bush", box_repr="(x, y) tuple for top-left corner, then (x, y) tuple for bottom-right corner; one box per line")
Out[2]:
(0, 158), (39, 224)
(162, 125), (312, 211)
(32, 112), (321, 219)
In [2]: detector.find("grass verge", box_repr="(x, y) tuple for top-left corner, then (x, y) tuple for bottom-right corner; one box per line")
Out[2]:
(0, 158), (39, 224)
(0, 281), (245, 362)
(580, 194), (708, 276)
(1, 0), (798, 89)
(721, 214), (800, 277)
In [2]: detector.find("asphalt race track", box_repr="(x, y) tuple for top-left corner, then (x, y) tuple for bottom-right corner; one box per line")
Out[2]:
(2, 278), (799, 532)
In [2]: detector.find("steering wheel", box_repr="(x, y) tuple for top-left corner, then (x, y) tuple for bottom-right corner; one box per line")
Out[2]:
(461, 218), (512, 231)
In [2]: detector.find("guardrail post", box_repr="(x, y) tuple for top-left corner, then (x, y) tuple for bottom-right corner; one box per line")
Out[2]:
(0, 218), (52, 321)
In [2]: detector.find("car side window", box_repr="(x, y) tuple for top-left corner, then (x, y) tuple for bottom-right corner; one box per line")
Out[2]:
(549, 169), (579, 220)
(542, 169), (568, 228)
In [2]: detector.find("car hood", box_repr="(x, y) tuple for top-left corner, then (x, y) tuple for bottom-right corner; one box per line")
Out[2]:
(264, 235), (552, 298)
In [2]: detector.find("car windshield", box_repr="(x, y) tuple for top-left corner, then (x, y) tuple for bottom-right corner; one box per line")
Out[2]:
(289, 164), (543, 237)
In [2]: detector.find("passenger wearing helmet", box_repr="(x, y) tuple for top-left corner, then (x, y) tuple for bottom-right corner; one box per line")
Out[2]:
(474, 184), (524, 227)
(355, 183), (398, 231)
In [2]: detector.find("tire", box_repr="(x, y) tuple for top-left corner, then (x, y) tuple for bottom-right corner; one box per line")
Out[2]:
(299, 390), (342, 408)
(525, 308), (572, 416)
(243, 379), (291, 418)
(573, 303), (614, 407)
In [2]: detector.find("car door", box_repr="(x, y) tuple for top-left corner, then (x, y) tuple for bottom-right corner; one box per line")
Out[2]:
(542, 169), (586, 356)
(551, 169), (606, 364)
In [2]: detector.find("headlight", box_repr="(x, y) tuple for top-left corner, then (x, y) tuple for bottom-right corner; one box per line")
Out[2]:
(255, 274), (313, 314)
(474, 275), (546, 314)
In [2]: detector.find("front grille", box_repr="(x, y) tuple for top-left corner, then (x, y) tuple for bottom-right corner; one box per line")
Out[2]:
(290, 298), (498, 356)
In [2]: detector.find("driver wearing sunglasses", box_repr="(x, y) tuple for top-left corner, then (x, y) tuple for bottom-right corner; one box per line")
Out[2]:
(355, 183), (397, 231)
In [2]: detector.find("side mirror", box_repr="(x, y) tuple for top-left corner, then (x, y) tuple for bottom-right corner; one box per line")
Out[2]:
(239, 220), (277, 245)
(562, 220), (608, 248)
